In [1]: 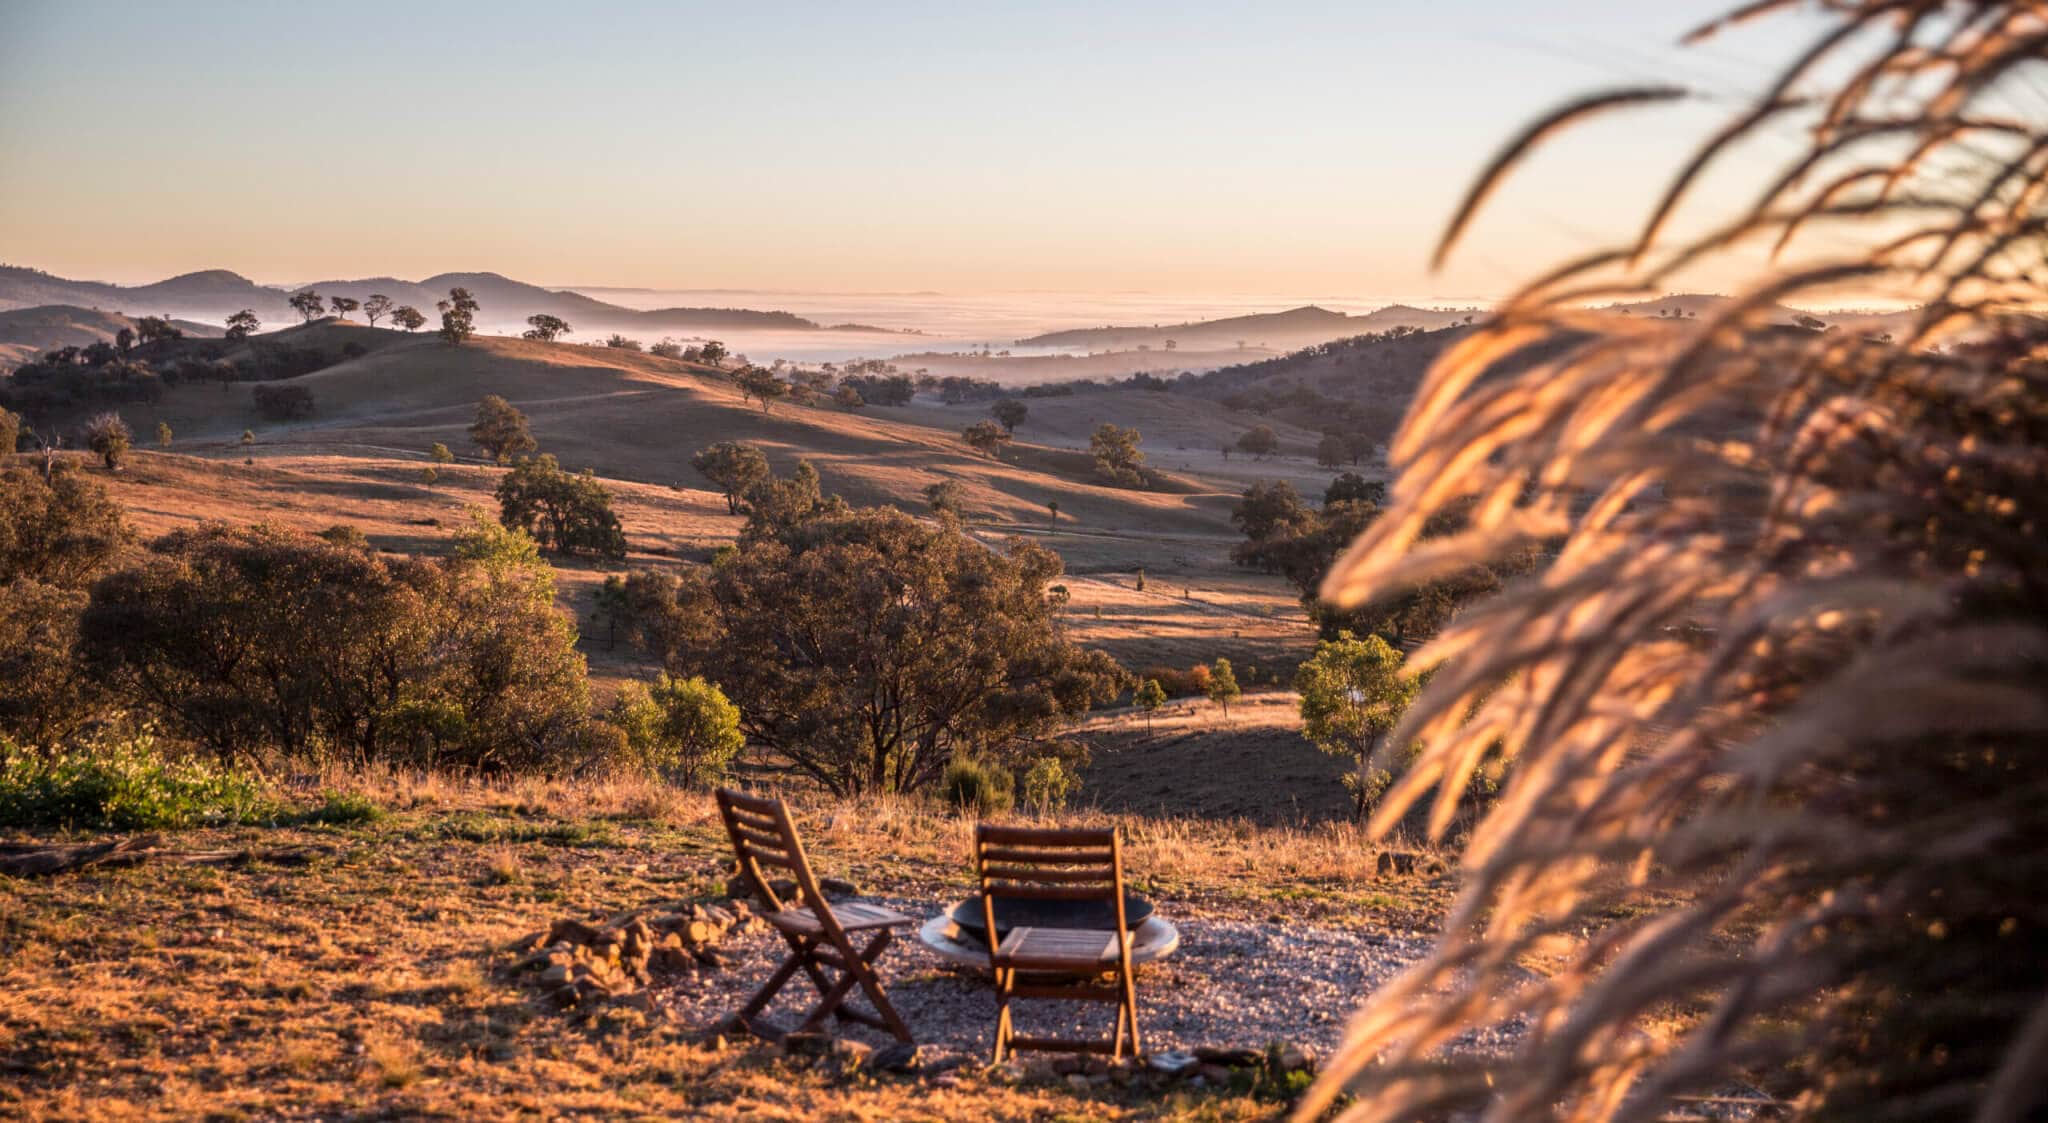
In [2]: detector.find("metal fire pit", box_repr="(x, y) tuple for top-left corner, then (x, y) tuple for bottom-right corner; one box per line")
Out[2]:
(919, 894), (1180, 972)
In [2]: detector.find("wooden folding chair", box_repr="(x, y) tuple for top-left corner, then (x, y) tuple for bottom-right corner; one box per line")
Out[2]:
(972, 824), (1140, 1063)
(714, 788), (915, 1043)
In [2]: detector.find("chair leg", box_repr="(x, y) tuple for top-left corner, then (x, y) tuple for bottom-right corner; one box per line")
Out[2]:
(991, 967), (1015, 1064)
(844, 931), (914, 1043)
(1121, 968), (1141, 1058)
(738, 935), (814, 1025)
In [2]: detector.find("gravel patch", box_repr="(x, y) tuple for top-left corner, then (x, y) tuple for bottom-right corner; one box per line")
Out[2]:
(652, 895), (1451, 1056)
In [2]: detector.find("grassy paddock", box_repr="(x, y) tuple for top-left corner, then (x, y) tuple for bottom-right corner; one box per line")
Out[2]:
(0, 769), (1453, 1121)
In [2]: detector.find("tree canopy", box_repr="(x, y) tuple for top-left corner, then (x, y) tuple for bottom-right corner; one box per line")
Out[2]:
(495, 455), (627, 560)
(469, 395), (536, 465)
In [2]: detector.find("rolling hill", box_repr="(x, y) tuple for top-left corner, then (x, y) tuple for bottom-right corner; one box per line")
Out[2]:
(0, 304), (223, 367)
(0, 265), (869, 340)
(1013, 303), (1480, 353)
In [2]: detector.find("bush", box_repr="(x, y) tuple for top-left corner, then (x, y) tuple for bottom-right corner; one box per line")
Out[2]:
(940, 757), (1013, 817)
(0, 734), (269, 830)
(1141, 662), (1212, 698)
(298, 790), (384, 826)
(251, 383), (315, 420)
(1020, 756), (1077, 814)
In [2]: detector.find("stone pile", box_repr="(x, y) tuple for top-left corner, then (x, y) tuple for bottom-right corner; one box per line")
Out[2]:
(505, 902), (761, 1010)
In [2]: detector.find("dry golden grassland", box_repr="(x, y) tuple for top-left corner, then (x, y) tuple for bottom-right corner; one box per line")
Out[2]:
(0, 777), (1451, 1121)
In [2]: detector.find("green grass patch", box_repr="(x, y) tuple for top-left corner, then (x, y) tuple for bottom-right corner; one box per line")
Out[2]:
(296, 790), (386, 826)
(0, 735), (270, 831)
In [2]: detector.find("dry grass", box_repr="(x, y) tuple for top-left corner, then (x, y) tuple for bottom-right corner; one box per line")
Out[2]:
(0, 775), (1446, 1120)
(1303, 2), (2048, 1120)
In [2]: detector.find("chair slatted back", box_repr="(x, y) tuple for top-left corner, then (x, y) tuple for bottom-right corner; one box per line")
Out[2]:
(973, 824), (1126, 937)
(715, 788), (827, 920)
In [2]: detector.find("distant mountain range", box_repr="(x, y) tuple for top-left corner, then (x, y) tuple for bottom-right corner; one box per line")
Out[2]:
(1013, 304), (1480, 352)
(0, 266), (895, 337)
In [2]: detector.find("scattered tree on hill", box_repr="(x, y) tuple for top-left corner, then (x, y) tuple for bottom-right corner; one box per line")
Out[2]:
(240, 429), (255, 446)
(437, 287), (479, 344)
(136, 316), (182, 343)
(1295, 631), (1418, 821)
(391, 305), (427, 332)
(494, 454), (627, 560)
(469, 395), (536, 465)
(962, 419), (1011, 459)
(115, 327), (135, 355)
(635, 504), (1122, 796)
(924, 479), (964, 519)
(1229, 481), (1314, 558)
(329, 296), (360, 320)
(1236, 424), (1280, 460)
(289, 291), (324, 322)
(649, 339), (683, 359)
(734, 367), (787, 412)
(83, 412), (131, 470)
(698, 340), (728, 366)
(225, 309), (260, 339)
(361, 294), (393, 327)
(79, 520), (593, 771)
(741, 460), (840, 534)
(1206, 657), (1241, 718)
(1342, 431), (1373, 466)
(155, 422), (172, 449)
(429, 441), (455, 469)
(0, 464), (134, 588)
(691, 442), (770, 514)
(252, 384), (315, 420)
(1089, 423), (1146, 486)
(991, 398), (1028, 432)
(590, 574), (630, 650)
(604, 334), (641, 350)
(1047, 499), (1059, 528)
(522, 314), (571, 342)
(1323, 472), (1384, 507)
(834, 383), (865, 409)
(605, 673), (744, 785)
(1134, 677), (1166, 733)
(1317, 432), (1347, 469)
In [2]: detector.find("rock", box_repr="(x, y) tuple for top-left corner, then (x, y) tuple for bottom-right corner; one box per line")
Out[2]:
(867, 1042), (921, 1074)
(1084, 1072), (1111, 1088)
(1277, 1043), (1316, 1073)
(920, 1050), (970, 1078)
(1194, 1045), (1262, 1067)
(781, 1031), (833, 1058)
(1064, 1073), (1092, 1090)
(545, 919), (605, 947)
(830, 1038), (873, 1068)
(991, 1060), (1026, 1084)
(1051, 1055), (1085, 1076)
(1147, 1051), (1199, 1075)
(1196, 1063), (1233, 1084)
(819, 876), (861, 897)
(540, 964), (573, 986)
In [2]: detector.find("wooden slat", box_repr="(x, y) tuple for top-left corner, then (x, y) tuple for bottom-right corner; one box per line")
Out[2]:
(978, 884), (1112, 901)
(727, 807), (783, 834)
(730, 824), (791, 853)
(1012, 983), (1120, 1001)
(717, 788), (785, 817)
(980, 864), (1114, 883)
(976, 825), (1115, 847)
(746, 849), (802, 871)
(979, 845), (1114, 865)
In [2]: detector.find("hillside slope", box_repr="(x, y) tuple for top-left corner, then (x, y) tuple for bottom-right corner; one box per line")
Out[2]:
(0, 304), (223, 367)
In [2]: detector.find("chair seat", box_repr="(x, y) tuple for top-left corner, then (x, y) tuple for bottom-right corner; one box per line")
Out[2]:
(993, 925), (1121, 969)
(765, 900), (914, 936)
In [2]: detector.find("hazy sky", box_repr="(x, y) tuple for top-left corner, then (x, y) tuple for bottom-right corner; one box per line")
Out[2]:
(0, 1), (1805, 299)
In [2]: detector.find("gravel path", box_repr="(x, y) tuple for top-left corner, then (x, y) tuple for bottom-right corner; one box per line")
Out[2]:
(651, 896), (1445, 1057)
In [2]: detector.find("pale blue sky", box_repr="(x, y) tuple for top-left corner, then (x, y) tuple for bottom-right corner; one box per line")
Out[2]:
(0, 1), (1804, 297)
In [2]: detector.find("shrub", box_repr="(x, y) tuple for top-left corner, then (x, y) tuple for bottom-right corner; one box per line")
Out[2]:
(495, 454), (627, 560)
(0, 733), (269, 830)
(1141, 662), (1211, 699)
(251, 383), (315, 420)
(940, 757), (1013, 817)
(1020, 756), (1077, 814)
(605, 674), (744, 786)
(300, 790), (385, 825)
